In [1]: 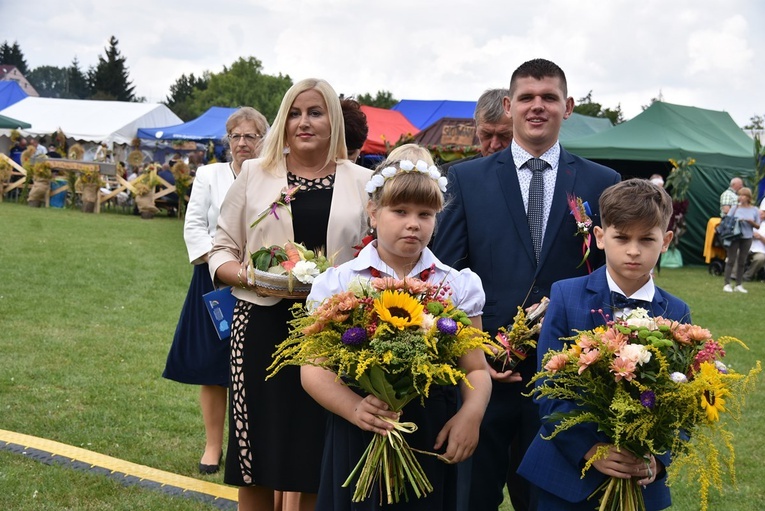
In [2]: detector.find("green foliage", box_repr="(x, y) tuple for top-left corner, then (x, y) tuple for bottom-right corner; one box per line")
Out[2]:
(188, 57), (292, 122)
(0, 40), (30, 75)
(87, 36), (137, 102)
(356, 90), (398, 109)
(27, 65), (70, 98)
(164, 73), (210, 121)
(67, 57), (91, 99)
(573, 90), (624, 125)
(743, 114), (764, 132)
(666, 157), (695, 202)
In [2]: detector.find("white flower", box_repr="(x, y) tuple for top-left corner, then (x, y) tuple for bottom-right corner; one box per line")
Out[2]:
(619, 344), (652, 365)
(420, 313), (435, 332)
(437, 176), (448, 192)
(670, 372), (688, 383)
(381, 166), (397, 178)
(365, 174), (385, 193)
(715, 360), (729, 374)
(348, 276), (373, 296)
(415, 160), (429, 172)
(624, 308), (656, 329)
(428, 166), (441, 179)
(399, 160), (415, 171)
(291, 260), (320, 283)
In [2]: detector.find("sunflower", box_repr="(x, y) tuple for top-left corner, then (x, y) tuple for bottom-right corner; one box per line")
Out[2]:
(697, 361), (728, 422)
(374, 290), (423, 329)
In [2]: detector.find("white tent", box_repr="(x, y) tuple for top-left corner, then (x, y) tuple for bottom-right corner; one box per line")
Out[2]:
(0, 97), (182, 146)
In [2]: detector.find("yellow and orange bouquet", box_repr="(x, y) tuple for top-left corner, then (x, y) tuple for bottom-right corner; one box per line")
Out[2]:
(269, 276), (492, 504)
(530, 309), (760, 511)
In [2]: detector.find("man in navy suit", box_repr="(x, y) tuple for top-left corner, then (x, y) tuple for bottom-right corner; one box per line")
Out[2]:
(432, 58), (620, 511)
(518, 179), (690, 510)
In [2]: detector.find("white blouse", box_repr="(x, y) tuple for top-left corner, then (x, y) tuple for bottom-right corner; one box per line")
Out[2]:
(183, 162), (236, 264)
(308, 242), (486, 317)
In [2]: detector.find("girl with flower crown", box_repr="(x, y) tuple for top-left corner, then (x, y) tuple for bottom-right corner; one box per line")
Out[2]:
(302, 152), (493, 510)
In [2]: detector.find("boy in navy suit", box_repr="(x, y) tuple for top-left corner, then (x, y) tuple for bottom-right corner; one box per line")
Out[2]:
(518, 178), (691, 510)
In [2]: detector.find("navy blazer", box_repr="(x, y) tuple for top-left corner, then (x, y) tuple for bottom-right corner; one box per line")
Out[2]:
(432, 145), (620, 376)
(517, 266), (691, 509)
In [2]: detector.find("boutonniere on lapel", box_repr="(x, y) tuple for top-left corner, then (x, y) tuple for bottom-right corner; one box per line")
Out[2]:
(567, 193), (593, 273)
(250, 185), (300, 227)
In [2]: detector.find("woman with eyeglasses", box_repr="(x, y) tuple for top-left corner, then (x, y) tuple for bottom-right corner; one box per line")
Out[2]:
(163, 107), (269, 475)
(209, 79), (371, 511)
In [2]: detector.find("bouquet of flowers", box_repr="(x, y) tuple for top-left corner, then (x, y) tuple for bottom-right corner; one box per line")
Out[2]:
(268, 276), (493, 504)
(531, 309), (760, 511)
(488, 297), (549, 372)
(248, 241), (332, 298)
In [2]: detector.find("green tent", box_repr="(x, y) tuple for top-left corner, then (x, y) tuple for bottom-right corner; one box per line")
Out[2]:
(0, 112), (31, 129)
(559, 112), (613, 142)
(563, 101), (756, 265)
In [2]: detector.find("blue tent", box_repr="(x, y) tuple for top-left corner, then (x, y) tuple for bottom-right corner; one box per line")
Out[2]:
(137, 106), (237, 141)
(0, 81), (28, 111)
(392, 100), (477, 130)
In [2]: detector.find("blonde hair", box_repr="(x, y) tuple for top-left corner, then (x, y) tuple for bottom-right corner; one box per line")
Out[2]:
(225, 107), (269, 138)
(738, 187), (753, 200)
(368, 160), (445, 212)
(259, 78), (347, 174)
(386, 143), (434, 165)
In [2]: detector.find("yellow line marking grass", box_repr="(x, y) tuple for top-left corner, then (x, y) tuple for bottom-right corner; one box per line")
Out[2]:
(0, 428), (237, 502)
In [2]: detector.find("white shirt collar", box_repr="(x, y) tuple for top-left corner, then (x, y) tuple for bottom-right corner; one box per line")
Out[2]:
(511, 140), (561, 171)
(605, 268), (655, 302)
(351, 241), (451, 278)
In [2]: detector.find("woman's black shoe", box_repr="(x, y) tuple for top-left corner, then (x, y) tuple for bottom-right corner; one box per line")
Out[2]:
(198, 453), (222, 475)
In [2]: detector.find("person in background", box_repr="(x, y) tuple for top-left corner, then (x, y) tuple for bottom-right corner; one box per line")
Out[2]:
(209, 78), (371, 511)
(30, 137), (47, 157)
(340, 98), (368, 164)
(433, 58), (620, 511)
(519, 179), (689, 510)
(720, 176), (743, 217)
(722, 187), (761, 293)
(46, 144), (62, 158)
(9, 136), (26, 165)
(163, 107), (269, 475)
(442, 88), (513, 172)
(158, 162), (179, 216)
(743, 208), (765, 282)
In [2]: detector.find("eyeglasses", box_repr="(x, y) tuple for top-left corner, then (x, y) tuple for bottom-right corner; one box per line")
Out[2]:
(228, 133), (263, 143)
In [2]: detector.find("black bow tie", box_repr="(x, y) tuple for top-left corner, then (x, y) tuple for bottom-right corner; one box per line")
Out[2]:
(611, 291), (651, 311)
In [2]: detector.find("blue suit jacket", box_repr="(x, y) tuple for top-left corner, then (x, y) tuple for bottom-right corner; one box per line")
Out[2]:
(432, 145), (620, 377)
(517, 266), (691, 509)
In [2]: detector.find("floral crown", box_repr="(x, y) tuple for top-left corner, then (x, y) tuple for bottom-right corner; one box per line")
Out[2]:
(365, 159), (448, 194)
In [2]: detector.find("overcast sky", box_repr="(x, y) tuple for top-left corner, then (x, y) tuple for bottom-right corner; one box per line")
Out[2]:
(2, 0), (763, 127)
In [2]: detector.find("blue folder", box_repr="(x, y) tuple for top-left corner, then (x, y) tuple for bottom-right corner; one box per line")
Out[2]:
(202, 287), (236, 340)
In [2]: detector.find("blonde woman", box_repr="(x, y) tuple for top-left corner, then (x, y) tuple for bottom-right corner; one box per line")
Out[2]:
(209, 79), (371, 511)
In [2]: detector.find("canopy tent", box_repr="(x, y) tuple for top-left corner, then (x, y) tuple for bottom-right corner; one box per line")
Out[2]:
(560, 113), (613, 141)
(0, 81), (28, 110)
(360, 105), (419, 155)
(564, 101), (755, 265)
(0, 97), (182, 146)
(0, 112), (30, 129)
(137, 106), (237, 141)
(392, 100), (476, 130)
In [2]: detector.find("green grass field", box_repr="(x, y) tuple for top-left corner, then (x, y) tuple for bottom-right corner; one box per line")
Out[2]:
(0, 201), (763, 510)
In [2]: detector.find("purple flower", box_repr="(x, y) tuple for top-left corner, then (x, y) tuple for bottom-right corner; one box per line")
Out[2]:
(341, 327), (367, 346)
(436, 317), (458, 335)
(640, 390), (656, 409)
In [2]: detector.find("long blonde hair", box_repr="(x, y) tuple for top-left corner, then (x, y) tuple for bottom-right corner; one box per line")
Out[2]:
(259, 78), (347, 174)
